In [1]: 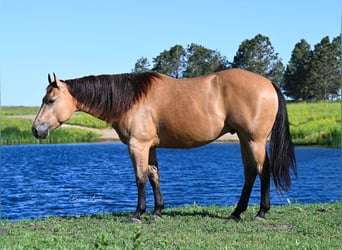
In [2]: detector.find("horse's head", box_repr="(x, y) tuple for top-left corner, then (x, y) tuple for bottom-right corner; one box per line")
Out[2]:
(32, 73), (77, 139)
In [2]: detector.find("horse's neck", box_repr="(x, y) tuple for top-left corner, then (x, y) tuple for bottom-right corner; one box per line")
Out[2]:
(76, 101), (118, 125)
(77, 104), (104, 121)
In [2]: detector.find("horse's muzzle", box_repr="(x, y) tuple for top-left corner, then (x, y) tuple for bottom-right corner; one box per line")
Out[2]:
(32, 122), (50, 139)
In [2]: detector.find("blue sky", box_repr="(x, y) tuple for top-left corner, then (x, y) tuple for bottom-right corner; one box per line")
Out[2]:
(1, 1), (340, 106)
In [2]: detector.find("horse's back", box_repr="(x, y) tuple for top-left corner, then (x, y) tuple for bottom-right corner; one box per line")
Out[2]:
(145, 69), (277, 147)
(148, 73), (226, 147)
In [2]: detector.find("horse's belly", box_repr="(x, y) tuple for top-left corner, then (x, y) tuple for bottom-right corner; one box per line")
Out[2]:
(156, 123), (225, 148)
(157, 135), (214, 148)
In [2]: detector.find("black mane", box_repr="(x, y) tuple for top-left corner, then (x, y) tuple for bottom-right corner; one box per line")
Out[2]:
(63, 72), (160, 122)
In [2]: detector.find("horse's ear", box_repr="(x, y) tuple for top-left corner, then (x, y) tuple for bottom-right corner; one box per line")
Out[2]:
(48, 73), (53, 84)
(53, 73), (62, 88)
(48, 73), (60, 88)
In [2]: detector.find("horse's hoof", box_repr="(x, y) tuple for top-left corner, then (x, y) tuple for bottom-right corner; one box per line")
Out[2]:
(254, 216), (266, 222)
(127, 217), (142, 224)
(151, 214), (162, 220)
(227, 214), (241, 222)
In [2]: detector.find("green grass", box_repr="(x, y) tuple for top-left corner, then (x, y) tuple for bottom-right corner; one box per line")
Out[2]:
(1, 117), (100, 145)
(287, 102), (341, 147)
(1, 106), (39, 115)
(1, 203), (340, 249)
(66, 112), (110, 129)
(1, 107), (105, 144)
(1, 106), (109, 129)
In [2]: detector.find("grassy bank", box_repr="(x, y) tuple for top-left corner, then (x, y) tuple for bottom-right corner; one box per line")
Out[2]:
(1, 102), (341, 147)
(1, 203), (340, 249)
(1, 107), (106, 145)
(1, 117), (101, 145)
(287, 102), (341, 147)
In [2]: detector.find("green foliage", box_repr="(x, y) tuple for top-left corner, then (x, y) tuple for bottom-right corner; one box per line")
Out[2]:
(133, 43), (228, 78)
(183, 43), (228, 78)
(152, 44), (186, 78)
(133, 57), (151, 72)
(283, 39), (312, 100)
(284, 35), (341, 101)
(2, 203), (341, 249)
(231, 34), (285, 84)
(287, 102), (341, 147)
(1, 118), (36, 144)
(307, 36), (341, 100)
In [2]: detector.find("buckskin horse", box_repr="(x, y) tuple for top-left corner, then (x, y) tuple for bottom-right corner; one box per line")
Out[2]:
(32, 68), (297, 223)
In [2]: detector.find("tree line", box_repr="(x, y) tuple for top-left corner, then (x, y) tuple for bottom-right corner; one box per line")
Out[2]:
(133, 34), (341, 101)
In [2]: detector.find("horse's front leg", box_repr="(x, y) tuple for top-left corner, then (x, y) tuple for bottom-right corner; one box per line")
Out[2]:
(229, 138), (257, 220)
(128, 139), (151, 224)
(148, 148), (164, 218)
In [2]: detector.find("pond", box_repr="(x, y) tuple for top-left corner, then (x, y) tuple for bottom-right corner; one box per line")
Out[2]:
(1, 143), (340, 221)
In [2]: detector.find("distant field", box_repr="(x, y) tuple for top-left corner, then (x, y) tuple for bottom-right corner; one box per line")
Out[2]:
(1, 106), (40, 115)
(1, 102), (341, 147)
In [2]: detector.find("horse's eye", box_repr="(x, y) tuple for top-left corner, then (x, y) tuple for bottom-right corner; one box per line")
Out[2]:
(44, 98), (55, 105)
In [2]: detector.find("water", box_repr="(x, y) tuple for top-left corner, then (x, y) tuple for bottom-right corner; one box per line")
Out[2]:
(1, 143), (340, 221)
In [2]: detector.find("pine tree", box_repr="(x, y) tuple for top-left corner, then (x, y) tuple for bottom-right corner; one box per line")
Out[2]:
(183, 43), (228, 78)
(283, 39), (312, 100)
(133, 57), (151, 72)
(307, 36), (341, 100)
(231, 34), (284, 83)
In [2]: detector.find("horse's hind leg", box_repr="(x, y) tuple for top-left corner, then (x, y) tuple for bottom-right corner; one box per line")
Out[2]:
(230, 138), (270, 220)
(148, 148), (164, 218)
(255, 153), (270, 221)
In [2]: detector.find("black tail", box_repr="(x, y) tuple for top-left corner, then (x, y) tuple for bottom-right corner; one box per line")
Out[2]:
(270, 83), (297, 192)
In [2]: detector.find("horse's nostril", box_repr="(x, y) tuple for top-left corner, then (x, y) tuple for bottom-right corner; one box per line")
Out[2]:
(32, 123), (49, 139)
(32, 127), (38, 138)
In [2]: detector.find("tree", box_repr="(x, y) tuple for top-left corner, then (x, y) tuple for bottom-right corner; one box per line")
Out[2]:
(183, 43), (228, 78)
(133, 57), (151, 72)
(133, 43), (228, 78)
(151, 45), (186, 78)
(283, 39), (312, 100)
(307, 36), (341, 100)
(231, 34), (284, 83)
